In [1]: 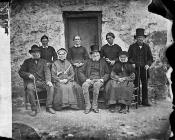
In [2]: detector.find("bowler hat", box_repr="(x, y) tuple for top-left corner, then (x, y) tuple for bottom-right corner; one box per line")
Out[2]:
(134, 28), (147, 39)
(90, 45), (100, 54)
(29, 45), (41, 54)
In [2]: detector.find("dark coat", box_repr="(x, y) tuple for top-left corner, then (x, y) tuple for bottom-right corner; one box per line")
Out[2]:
(111, 62), (135, 81)
(39, 46), (57, 63)
(128, 42), (153, 67)
(79, 58), (110, 84)
(18, 58), (51, 83)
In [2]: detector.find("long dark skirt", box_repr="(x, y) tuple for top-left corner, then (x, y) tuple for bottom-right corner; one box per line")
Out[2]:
(106, 80), (134, 105)
(53, 82), (85, 110)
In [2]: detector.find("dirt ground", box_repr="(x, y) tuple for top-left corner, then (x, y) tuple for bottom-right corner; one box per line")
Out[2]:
(12, 99), (173, 140)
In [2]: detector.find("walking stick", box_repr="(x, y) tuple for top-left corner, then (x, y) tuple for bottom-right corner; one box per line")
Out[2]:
(33, 77), (41, 111)
(138, 66), (141, 105)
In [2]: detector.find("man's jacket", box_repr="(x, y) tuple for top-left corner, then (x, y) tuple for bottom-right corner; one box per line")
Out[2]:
(79, 58), (110, 84)
(128, 42), (153, 67)
(18, 58), (51, 83)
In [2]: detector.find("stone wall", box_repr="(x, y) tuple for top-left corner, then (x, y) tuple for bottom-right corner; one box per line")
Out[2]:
(11, 0), (169, 97)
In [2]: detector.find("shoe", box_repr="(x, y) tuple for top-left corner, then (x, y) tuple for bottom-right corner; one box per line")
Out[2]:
(118, 105), (127, 114)
(84, 109), (91, 114)
(92, 108), (99, 113)
(46, 108), (56, 114)
(71, 106), (80, 110)
(109, 104), (116, 113)
(29, 110), (37, 117)
(142, 103), (152, 107)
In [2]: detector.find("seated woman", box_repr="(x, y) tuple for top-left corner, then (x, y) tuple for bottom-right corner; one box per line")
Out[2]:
(51, 48), (84, 111)
(105, 51), (135, 113)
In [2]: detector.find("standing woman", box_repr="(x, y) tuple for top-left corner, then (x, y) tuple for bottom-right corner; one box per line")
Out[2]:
(39, 35), (58, 67)
(67, 35), (89, 85)
(101, 32), (122, 72)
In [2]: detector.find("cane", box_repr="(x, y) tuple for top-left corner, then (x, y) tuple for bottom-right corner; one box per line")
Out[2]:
(33, 77), (41, 111)
(138, 66), (141, 105)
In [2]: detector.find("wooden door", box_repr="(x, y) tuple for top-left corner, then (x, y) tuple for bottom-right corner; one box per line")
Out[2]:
(64, 12), (102, 54)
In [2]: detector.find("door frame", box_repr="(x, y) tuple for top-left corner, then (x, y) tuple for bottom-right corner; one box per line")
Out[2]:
(63, 11), (102, 50)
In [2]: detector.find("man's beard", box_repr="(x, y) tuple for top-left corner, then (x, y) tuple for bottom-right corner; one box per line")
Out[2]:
(92, 57), (100, 61)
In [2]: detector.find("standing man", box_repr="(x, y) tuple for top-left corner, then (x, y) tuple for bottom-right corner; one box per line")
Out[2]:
(39, 35), (57, 67)
(67, 35), (89, 84)
(79, 45), (110, 114)
(101, 32), (122, 71)
(128, 28), (153, 106)
(19, 45), (55, 116)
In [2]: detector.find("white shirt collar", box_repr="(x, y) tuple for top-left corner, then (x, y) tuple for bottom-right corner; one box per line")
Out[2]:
(74, 44), (81, 47)
(43, 45), (48, 48)
(108, 43), (115, 46)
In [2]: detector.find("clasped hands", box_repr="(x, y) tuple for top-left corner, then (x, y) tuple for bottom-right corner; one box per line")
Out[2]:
(86, 78), (104, 84)
(59, 79), (68, 84)
(73, 62), (84, 67)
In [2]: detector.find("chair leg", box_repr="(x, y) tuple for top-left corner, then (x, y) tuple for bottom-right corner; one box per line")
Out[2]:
(25, 91), (30, 110)
(127, 105), (129, 112)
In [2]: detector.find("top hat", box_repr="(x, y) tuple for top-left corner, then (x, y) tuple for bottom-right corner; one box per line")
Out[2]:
(29, 45), (41, 54)
(90, 45), (100, 54)
(134, 28), (147, 39)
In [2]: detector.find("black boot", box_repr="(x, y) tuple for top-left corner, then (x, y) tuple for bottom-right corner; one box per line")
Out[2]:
(109, 104), (116, 113)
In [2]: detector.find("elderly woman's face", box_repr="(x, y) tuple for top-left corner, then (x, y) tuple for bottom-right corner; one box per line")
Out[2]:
(119, 55), (128, 63)
(58, 50), (67, 61)
(106, 35), (114, 45)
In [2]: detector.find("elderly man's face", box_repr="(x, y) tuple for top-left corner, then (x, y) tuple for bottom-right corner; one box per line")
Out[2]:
(31, 51), (41, 59)
(91, 52), (100, 61)
(41, 38), (49, 47)
(136, 36), (145, 45)
(106, 35), (114, 45)
(74, 36), (81, 46)
(119, 55), (128, 63)
(58, 50), (67, 61)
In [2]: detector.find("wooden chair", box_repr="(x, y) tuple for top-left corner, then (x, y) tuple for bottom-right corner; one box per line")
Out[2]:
(23, 80), (47, 112)
(127, 87), (139, 111)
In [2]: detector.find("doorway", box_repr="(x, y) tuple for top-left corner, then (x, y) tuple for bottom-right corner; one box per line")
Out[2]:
(63, 11), (102, 53)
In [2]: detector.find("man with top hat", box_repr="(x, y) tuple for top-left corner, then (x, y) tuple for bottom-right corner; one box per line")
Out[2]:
(19, 45), (56, 116)
(51, 48), (84, 111)
(100, 32), (122, 71)
(79, 45), (110, 114)
(105, 51), (135, 113)
(128, 28), (153, 106)
(39, 35), (57, 67)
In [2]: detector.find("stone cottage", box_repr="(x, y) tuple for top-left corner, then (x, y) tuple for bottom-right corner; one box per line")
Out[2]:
(11, 0), (170, 98)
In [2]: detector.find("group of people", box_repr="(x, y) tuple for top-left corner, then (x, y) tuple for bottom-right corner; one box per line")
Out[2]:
(18, 28), (153, 116)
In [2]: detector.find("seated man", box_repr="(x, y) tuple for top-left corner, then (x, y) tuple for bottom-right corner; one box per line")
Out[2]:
(19, 45), (55, 116)
(106, 51), (135, 114)
(79, 45), (110, 114)
(51, 48), (84, 111)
